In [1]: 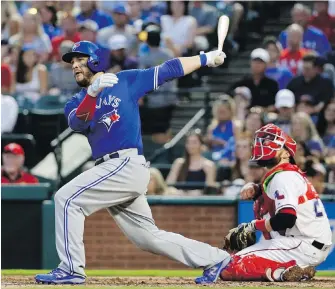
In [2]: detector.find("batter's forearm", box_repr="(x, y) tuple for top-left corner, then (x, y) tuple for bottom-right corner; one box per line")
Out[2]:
(178, 56), (202, 75)
(76, 94), (97, 121)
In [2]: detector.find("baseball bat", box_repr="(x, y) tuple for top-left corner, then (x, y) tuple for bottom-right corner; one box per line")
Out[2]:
(215, 15), (230, 65)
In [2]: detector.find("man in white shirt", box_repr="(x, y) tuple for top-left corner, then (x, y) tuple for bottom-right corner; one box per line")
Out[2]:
(1, 94), (19, 134)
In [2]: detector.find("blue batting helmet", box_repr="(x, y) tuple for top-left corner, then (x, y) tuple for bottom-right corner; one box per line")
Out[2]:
(62, 41), (105, 73)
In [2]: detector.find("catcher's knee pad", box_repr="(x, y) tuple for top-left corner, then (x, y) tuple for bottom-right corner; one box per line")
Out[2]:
(220, 254), (297, 281)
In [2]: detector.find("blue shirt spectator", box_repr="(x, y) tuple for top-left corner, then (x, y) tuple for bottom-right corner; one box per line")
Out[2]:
(279, 26), (331, 56)
(76, 1), (113, 29)
(265, 67), (293, 89)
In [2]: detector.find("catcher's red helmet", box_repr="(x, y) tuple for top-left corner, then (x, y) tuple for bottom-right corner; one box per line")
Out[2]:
(250, 123), (296, 161)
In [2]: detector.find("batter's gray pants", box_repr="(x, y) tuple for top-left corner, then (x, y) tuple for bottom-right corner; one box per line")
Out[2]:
(54, 154), (229, 276)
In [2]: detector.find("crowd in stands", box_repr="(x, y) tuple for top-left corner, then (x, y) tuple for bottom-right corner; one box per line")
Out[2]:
(1, 1), (334, 198)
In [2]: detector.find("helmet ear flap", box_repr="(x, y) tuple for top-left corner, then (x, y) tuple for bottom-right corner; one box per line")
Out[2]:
(87, 54), (100, 72)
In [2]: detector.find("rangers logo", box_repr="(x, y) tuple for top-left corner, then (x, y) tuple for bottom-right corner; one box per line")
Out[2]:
(274, 190), (285, 200)
(98, 109), (120, 132)
(72, 42), (80, 51)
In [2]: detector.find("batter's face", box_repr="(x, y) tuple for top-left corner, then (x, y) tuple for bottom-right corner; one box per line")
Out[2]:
(71, 56), (94, 87)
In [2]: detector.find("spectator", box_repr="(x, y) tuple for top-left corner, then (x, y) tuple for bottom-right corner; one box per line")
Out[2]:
(1, 94), (18, 134)
(97, 4), (137, 51)
(206, 95), (239, 153)
(51, 13), (80, 61)
(287, 54), (333, 115)
(15, 46), (48, 102)
(231, 133), (253, 181)
(39, 4), (61, 40)
(76, 1), (113, 30)
(279, 24), (309, 75)
(278, 3), (331, 56)
(9, 8), (51, 63)
(305, 158), (334, 195)
(1, 63), (13, 94)
(230, 48), (279, 110)
(1, 143), (39, 184)
(107, 34), (138, 74)
(139, 24), (176, 138)
(264, 36), (293, 89)
(147, 168), (178, 195)
(1, 1), (22, 41)
(78, 19), (98, 43)
(244, 107), (266, 135)
(295, 141), (311, 169)
(291, 112), (324, 158)
(296, 94), (317, 123)
(233, 86), (252, 122)
(166, 131), (216, 195)
(161, 1), (197, 57)
(127, 1), (144, 33)
(273, 89), (295, 134)
(310, 1), (335, 46)
(49, 41), (79, 97)
(189, 1), (218, 51)
(317, 102), (335, 147)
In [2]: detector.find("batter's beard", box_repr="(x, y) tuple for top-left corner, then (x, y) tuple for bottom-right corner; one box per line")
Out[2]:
(75, 68), (94, 88)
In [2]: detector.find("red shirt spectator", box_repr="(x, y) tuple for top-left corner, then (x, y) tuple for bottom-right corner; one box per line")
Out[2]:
(1, 63), (12, 94)
(279, 48), (309, 75)
(51, 14), (80, 61)
(1, 143), (39, 184)
(309, 1), (335, 45)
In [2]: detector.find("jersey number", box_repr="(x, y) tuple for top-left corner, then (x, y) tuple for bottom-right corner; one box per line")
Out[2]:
(314, 199), (324, 218)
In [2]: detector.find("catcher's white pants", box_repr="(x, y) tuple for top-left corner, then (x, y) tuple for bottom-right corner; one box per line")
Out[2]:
(236, 235), (331, 267)
(54, 152), (229, 276)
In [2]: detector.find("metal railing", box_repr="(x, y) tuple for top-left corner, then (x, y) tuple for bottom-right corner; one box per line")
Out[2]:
(148, 108), (205, 162)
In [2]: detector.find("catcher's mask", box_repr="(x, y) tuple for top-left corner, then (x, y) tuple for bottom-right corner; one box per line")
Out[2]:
(251, 123), (296, 162)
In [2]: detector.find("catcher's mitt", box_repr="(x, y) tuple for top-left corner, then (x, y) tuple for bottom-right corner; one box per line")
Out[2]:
(223, 224), (256, 252)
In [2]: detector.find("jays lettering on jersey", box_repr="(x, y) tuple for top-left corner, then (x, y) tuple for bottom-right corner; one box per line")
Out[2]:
(64, 59), (183, 159)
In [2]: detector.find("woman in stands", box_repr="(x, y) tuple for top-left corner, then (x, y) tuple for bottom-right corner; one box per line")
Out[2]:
(160, 1), (196, 58)
(317, 102), (335, 154)
(14, 46), (48, 102)
(231, 132), (253, 181)
(166, 130), (216, 195)
(244, 106), (265, 135)
(206, 95), (240, 153)
(9, 8), (51, 63)
(291, 112), (325, 158)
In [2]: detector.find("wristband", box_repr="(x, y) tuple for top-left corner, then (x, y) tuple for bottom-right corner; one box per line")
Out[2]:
(199, 52), (207, 67)
(255, 219), (267, 232)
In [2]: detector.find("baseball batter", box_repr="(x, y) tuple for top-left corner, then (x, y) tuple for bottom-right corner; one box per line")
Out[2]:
(220, 124), (332, 281)
(35, 41), (229, 285)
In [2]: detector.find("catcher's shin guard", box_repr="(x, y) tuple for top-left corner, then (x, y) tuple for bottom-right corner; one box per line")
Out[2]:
(220, 255), (297, 281)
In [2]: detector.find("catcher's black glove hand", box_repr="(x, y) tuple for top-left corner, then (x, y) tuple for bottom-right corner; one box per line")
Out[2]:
(223, 222), (256, 252)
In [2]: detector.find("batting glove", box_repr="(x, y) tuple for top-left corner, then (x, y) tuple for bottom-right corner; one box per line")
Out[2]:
(201, 50), (226, 67)
(237, 221), (256, 234)
(87, 73), (119, 97)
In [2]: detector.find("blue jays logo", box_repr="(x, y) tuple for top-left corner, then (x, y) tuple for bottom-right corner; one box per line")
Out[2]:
(72, 42), (80, 51)
(98, 109), (120, 132)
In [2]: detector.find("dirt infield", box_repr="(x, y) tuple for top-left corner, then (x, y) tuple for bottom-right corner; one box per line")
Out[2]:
(2, 275), (335, 288)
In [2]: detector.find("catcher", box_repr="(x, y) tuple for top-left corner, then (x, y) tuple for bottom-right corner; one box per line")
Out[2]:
(219, 124), (332, 282)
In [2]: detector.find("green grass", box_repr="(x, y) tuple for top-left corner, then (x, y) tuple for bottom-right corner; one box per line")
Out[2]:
(2, 269), (335, 277)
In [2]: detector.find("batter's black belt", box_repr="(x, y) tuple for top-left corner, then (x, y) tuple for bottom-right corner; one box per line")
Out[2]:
(95, 152), (120, 166)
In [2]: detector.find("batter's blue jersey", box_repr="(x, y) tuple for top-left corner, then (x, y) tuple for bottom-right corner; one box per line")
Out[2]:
(65, 67), (162, 159)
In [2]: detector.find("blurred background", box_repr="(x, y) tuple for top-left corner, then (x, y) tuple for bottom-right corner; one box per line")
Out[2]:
(1, 0), (335, 271)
